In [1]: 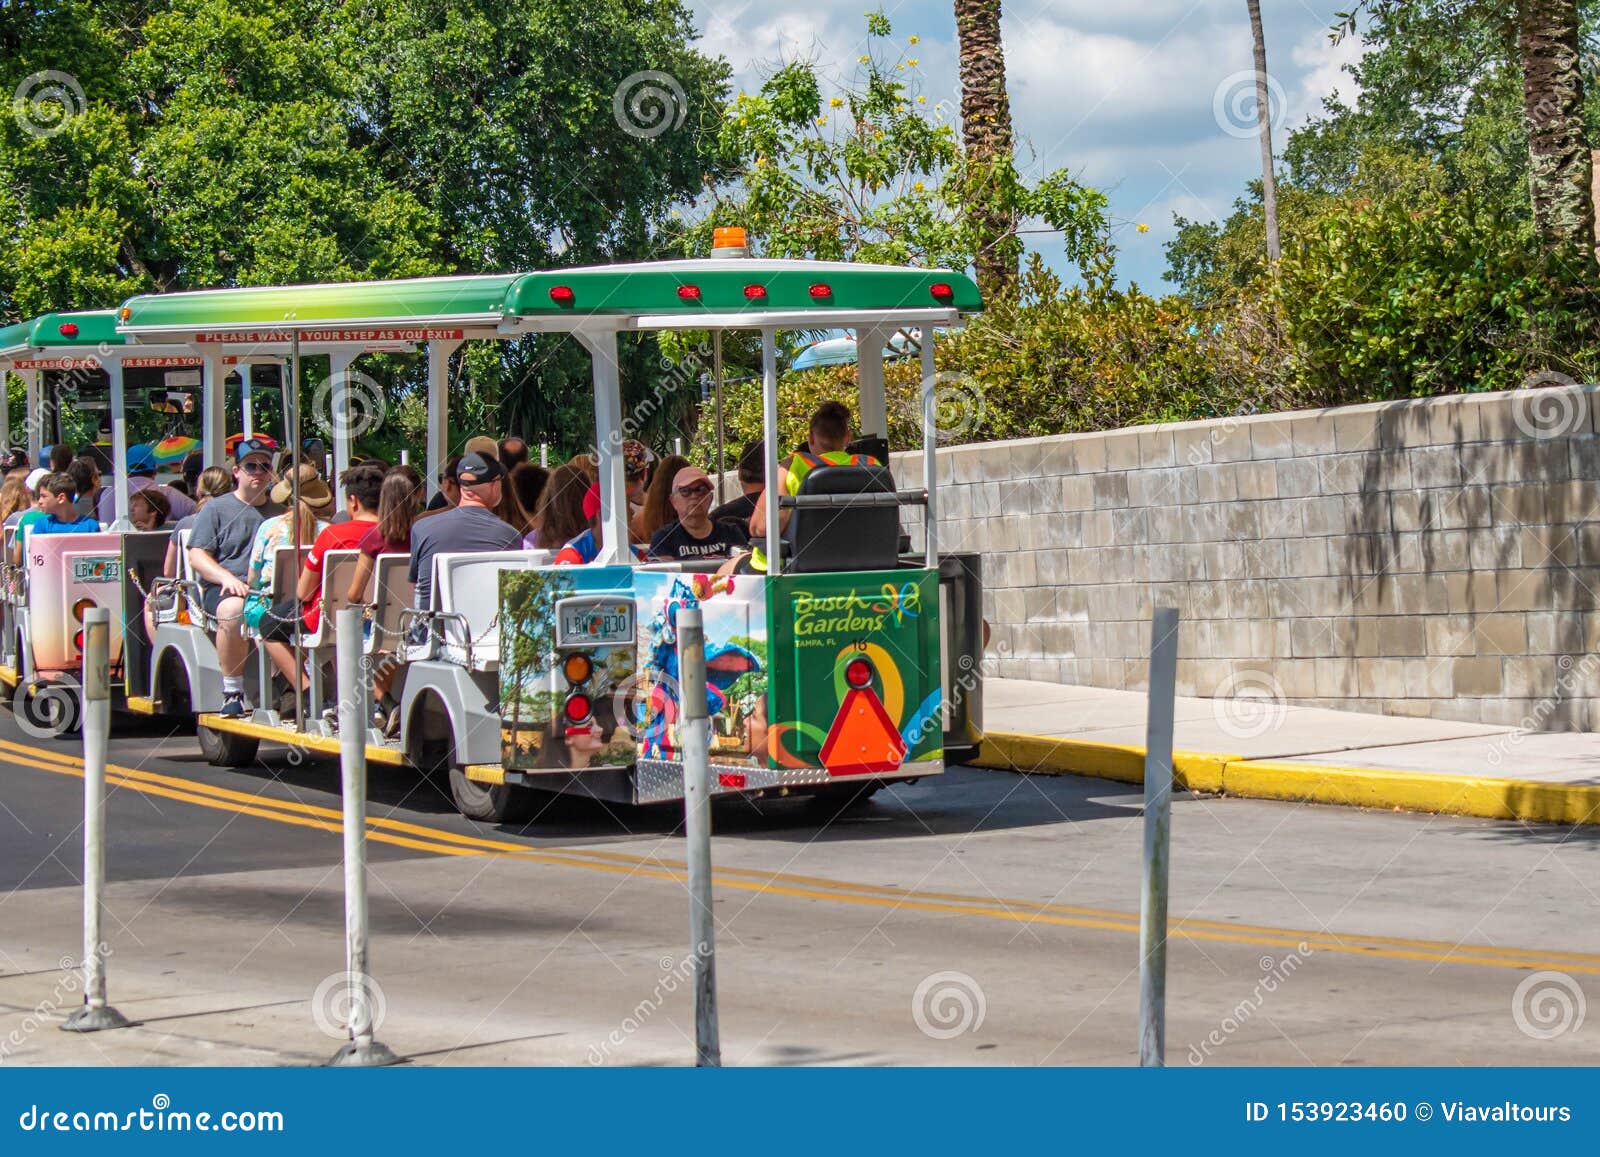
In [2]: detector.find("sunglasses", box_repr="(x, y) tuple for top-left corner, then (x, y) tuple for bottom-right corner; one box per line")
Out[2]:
(674, 483), (713, 498)
(239, 461), (273, 475)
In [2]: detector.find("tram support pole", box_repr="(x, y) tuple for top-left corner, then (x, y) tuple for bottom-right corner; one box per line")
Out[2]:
(328, 605), (400, 1066)
(711, 332), (726, 504)
(1138, 606), (1179, 1067)
(62, 607), (129, 1034)
(677, 606), (720, 1067)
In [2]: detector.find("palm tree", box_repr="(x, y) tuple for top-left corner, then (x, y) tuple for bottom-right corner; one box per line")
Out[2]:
(1515, 0), (1595, 264)
(1247, 0), (1281, 262)
(954, 0), (1017, 296)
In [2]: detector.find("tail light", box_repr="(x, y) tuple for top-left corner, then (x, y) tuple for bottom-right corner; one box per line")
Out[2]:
(929, 283), (954, 302)
(845, 656), (874, 689)
(564, 692), (593, 723)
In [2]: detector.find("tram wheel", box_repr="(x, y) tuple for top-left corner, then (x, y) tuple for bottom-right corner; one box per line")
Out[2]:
(448, 766), (535, 825)
(198, 723), (260, 767)
(17, 679), (81, 738)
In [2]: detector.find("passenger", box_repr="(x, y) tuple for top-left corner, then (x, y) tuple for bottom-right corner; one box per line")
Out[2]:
(424, 454), (463, 512)
(631, 453), (688, 543)
(48, 443), (72, 472)
(128, 487), (170, 531)
(97, 444), (195, 524)
(147, 466), (233, 646)
(531, 463), (594, 552)
(622, 439), (653, 526)
(162, 467), (232, 578)
(709, 439), (765, 533)
(748, 401), (878, 540)
(499, 436), (530, 471)
(349, 466), (424, 730)
(243, 493), (327, 712)
(408, 452), (521, 610)
(347, 465), (425, 605)
(186, 436), (285, 719)
(14, 472), (98, 559)
(509, 464), (549, 548)
(554, 482), (647, 565)
(66, 458), (100, 521)
(295, 462), (384, 634)
(180, 449), (204, 499)
(0, 476), (29, 527)
(493, 470), (535, 539)
(0, 448), (28, 479)
(464, 435), (499, 460)
(648, 467), (748, 561)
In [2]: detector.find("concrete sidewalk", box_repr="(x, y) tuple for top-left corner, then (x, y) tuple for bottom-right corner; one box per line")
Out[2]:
(977, 679), (1600, 824)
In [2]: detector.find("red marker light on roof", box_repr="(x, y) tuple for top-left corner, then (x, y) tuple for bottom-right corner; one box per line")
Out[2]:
(845, 657), (874, 690)
(549, 285), (575, 306)
(808, 284), (832, 299)
(677, 284), (701, 301)
(743, 284), (767, 300)
(59, 323), (79, 338)
(929, 283), (954, 303)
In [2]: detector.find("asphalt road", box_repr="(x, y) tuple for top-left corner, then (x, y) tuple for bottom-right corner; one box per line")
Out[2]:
(2, 704), (1598, 1066)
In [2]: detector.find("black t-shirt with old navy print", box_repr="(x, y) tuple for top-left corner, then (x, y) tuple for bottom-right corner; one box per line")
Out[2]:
(648, 518), (749, 561)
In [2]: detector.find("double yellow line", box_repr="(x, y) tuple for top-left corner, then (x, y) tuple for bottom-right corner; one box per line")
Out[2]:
(5, 734), (1599, 975)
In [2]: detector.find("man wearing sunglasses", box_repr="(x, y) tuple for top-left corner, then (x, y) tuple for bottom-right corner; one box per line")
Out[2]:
(187, 436), (286, 717)
(647, 466), (748, 561)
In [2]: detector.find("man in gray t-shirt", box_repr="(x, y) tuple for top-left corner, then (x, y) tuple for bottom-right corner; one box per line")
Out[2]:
(186, 437), (284, 715)
(410, 452), (522, 609)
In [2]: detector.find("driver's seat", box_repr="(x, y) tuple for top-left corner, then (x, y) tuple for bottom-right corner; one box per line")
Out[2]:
(786, 464), (900, 573)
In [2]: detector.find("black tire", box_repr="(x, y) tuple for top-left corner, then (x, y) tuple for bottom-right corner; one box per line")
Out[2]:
(448, 765), (534, 824)
(18, 679), (80, 737)
(198, 723), (260, 767)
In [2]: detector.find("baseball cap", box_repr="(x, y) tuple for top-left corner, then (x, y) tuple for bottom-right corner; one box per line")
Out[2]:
(0, 448), (28, 472)
(25, 467), (49, 492)
(622, 439), (654, 477)
(126, 444), (158, 475)
(454, 451), (505, 485)
(582, 482), (602, 521)
(463, 435), (499, 459)
(672, 466), (712, 493)
(233, 435), (278, 463)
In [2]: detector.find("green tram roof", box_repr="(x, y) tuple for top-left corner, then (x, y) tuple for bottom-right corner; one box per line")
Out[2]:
(0, 310), (123, 361)
(116, 260), (980, 339)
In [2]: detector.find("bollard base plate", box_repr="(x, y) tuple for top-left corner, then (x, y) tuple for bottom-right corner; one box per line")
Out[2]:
(61, 1004), (131, 1033)
(327, 1039), (404, 1067)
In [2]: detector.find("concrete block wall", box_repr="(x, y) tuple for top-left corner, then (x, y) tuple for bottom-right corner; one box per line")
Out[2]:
(891, 383), (1600, 731)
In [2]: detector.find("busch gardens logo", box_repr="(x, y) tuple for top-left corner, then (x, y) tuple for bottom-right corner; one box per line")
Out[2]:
(792, 582), (921, 638)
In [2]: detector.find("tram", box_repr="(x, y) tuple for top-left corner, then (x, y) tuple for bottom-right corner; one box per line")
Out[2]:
(2, 235), (987, 822)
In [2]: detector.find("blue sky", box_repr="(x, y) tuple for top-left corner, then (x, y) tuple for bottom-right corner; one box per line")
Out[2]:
(687, 0), (1367, 290)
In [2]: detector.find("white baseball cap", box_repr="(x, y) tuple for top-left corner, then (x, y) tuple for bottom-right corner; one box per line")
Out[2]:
(24, 467), (48, 492)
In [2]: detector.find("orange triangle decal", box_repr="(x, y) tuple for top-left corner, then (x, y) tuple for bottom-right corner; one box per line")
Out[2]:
(819, 687), (908, 776)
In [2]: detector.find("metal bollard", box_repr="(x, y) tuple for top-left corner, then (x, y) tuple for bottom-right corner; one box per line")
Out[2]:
(1138, 607), (1180, 1066)
(62, 608), (129, 1033)
(677, 607), (721, 1067)
(328, 606), (400, 1066)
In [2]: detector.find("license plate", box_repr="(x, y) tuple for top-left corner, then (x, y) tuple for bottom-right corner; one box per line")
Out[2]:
(556, 599), (634, 647)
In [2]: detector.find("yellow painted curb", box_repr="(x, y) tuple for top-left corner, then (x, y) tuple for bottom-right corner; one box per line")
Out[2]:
(977, 731), (1600, 827)
(974, 731), (1232, 795)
